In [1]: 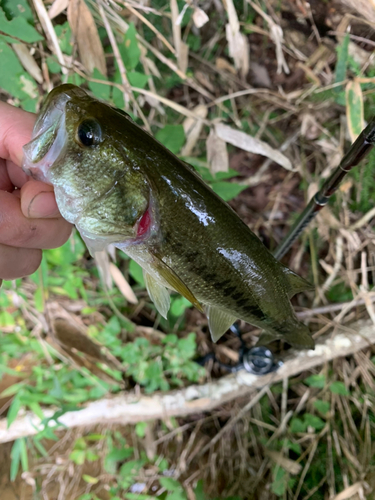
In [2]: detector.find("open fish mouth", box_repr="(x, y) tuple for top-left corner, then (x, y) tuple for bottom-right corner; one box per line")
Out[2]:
(22, 85), (85, 182)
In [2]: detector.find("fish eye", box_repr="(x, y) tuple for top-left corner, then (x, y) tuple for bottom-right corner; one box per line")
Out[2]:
(76, 119), (102, 147)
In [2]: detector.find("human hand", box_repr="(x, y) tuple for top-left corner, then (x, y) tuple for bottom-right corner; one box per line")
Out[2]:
(0, 101), (72, 280)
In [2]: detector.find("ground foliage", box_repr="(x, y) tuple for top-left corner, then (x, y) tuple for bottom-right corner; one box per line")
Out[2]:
(0, 0), (375, 498)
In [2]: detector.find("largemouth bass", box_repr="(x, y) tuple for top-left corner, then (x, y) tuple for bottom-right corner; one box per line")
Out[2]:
(22, 84), (314, 349)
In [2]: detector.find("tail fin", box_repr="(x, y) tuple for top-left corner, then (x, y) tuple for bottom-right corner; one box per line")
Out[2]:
(282, 266), (314, 298)
(281, 320), (314, 349)
(258, 320), (314, 350)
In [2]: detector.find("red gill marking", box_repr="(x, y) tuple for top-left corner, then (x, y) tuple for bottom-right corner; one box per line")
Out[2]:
(137, 207), (151, 237)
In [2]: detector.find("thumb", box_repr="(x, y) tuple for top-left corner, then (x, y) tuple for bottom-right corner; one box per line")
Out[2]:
(20, 181), (62, 219)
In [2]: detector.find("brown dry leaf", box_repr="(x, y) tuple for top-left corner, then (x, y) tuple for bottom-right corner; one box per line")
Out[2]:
(12, 43), (43, 83)
(339, 180), (353, 193)
(192, 7), (209, 28)
(224, 0), (249, 77)
(206, 128), (229, 173)
(195, 70), (214, 92)
(215, 123), (293, 171)
(179, 41), (189, 75)
(265, 450), (302, 475)
(67, 0), (107, 76)
(248, 0), (288, 74)
(94, 249), (112, 290)
(181, 104), (208, 157)
(48, 0), (68, 19)
(340, 0), (375, 24)
(109, 263), (138, 304)
(171, 0), (189, 73)
(32, 0), (67, 73)
(215, 57), (236, 74)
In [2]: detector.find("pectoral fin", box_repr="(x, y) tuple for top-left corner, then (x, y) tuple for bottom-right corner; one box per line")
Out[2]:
(153, 253), (203, 312)
(143, 271), (170, 319)
(206, 305), (237, 343)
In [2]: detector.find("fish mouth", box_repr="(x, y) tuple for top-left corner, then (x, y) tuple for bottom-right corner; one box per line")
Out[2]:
(22, 85), (86, 182)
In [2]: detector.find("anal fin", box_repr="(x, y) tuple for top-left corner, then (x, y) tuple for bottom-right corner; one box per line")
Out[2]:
(206, 305), (237, 343)
(143, 271), (170, 319)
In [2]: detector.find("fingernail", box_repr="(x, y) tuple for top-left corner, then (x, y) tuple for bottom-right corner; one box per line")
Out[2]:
(27, 191), (61, 218)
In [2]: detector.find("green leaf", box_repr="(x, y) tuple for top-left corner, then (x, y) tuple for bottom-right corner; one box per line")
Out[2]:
(303, 413), (325, 431)
(271, 466), (286, 497)
(0, 7), (43, 43)
(27, 401), (44, 420)
(19, 437), (28, 471)
(10, 438), (21, 480)
(329, 381), (349, 396)
(34, 287), (44, 312)
(82, 474), (99, 484)
(124, 494), (155, 500)
(346, 80), (364, 141)
(0, 310), (15, 327)
(289, 417), (307, 433)
(55, 22), (72, 55)
(122, 23), (140, 71)
(119, 458), (145, 478)
(1, 0), (33, 23)
(194, 480), (205, 500)
(10, 438), (28, 481)
(286, 440), (301, 455)
(88, 68), (110, 101)
(128, 71), (149, 89)
(334, 33), (349, 86)
(0, 381), (25, 398)
(210, 181), (247, 201)
(69, 449), (86, 465)
(46, 56), (61, 74)
(170, 296), (191, 317)
(313, 400), (330, 415)
(159, 477), (183, 492)
(7, 393), (22, 428)
(156, 125), (186, 154)
(304, 374), (326, 389)
(104, 447), (134, 473)
(135, 421), (147, 438)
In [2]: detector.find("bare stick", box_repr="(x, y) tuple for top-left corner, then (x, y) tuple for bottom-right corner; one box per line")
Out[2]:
(1, 319), (375, 444)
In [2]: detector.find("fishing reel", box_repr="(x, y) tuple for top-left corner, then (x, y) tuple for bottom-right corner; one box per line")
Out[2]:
(196, 323), (282, 375)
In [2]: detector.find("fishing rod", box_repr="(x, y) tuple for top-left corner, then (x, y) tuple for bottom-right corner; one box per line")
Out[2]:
(273, 117), (375, 260)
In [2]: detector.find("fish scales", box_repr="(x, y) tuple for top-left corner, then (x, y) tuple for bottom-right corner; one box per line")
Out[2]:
(22, 84), (314, 349)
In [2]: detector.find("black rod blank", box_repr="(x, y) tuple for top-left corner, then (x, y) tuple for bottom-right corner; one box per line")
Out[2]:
(273, 117), (375, 260)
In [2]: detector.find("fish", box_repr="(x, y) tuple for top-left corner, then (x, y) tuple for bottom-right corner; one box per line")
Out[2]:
(22, 84), (314, 349)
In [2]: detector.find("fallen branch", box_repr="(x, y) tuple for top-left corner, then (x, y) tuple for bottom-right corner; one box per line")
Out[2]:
(1, 319), (374, 444)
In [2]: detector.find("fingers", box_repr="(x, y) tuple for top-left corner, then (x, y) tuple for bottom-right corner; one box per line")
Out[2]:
(0, 190), (72, 250)
(0, 244), (42, 280)
(20, 181), (61, 218)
